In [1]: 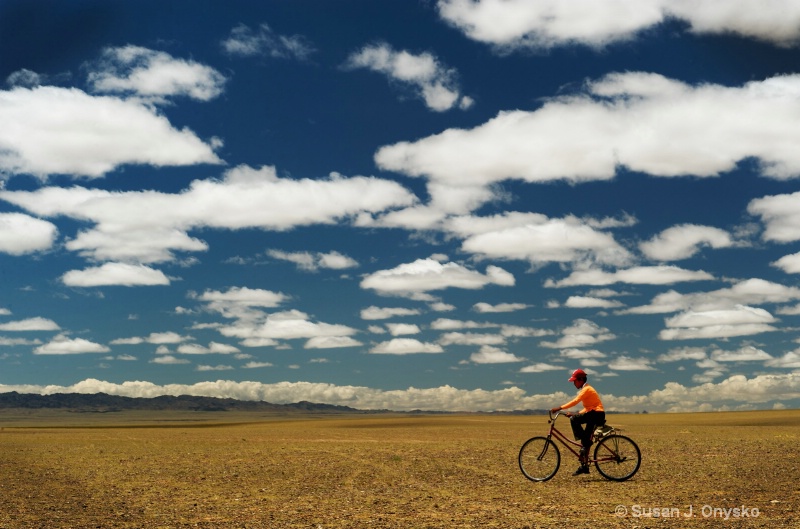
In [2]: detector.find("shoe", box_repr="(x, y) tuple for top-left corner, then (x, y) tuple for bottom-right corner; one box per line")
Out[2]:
(573, 465), (590, 476)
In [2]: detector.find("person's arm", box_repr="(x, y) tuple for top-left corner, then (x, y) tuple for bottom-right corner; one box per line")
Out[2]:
(550, 387), (585, 414)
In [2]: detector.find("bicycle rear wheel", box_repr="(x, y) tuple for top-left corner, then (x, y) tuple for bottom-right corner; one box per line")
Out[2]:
(518, 436), (560, 482)
(593, 434), (641, 481)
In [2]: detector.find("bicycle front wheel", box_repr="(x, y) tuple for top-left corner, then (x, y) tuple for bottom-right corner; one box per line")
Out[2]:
(593, 434), (641, 481)
(519, 436), (560, 482)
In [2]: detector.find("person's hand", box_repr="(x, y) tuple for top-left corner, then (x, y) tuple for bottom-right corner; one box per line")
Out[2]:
(550, 407), (560, 414)
(564, 411), (573, 418)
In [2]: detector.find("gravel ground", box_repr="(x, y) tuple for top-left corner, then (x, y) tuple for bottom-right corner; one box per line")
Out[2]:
(0, 411), (797, 528)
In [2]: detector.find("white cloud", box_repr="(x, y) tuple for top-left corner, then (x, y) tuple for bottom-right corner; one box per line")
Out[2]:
(386, 323), (421, 336)
(268, 249), (358, 272)
(710, 345), (773, 362)
(540, 319), (615, 349)
(0, 165), (415, 265)
(243, 361), (274, 369)
(306, 336), (363, 349)
(345, 43), (472, 112)
(88, 46), (226, 101)
(0, 213), (58, 255)
(459, 216), (631, 267)
(640, 224), (734, 261)
(660, 305), (779, 340)
(519, 362), (564, 374)
(150, 355), (190, 365)
(0, 86), (221, 179)
(563, 296), (624, 309)
(436, 0), (800, 49)
(0, 317), (60, 332)
(376, 73), (800, 198)
(220, 309), (358, 345)
(546, 265), (714, 288)
(360, 306), (421, 320)
(34, 334), (110, 355)
(657, 346), (708, 362)
(438, 332), (505, 346)
(61, 263), (170, 287)
(625, 278), (800, 316)
(176, 342), (241, 355)
(360, 258), (514, 296)
(772, 252), (800, 274)
(222, 23), (315, 60)
(430, 318), (497, 331)
(470, 345), (524, 364)
(473, 302), (528, 313)
(369, 338), (444, 355)
(766, 351), (800, 368)
(607, 356), (656, 371)
(749, 190), (800, 243)
(196, 364), (234, 372)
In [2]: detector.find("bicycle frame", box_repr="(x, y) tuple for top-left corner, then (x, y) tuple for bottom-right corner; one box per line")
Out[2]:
(544, 410), (614, 464)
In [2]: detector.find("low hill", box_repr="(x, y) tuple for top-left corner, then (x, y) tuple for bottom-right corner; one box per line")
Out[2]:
(0, 391), (366, 414)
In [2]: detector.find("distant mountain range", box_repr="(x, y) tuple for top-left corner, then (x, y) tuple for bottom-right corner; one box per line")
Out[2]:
(0, 391), (367, 414)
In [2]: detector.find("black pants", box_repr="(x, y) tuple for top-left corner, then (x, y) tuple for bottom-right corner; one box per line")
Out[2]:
(570, 411), (605, 449)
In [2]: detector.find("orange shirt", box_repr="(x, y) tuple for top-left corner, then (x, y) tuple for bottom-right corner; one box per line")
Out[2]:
(560, 384), (604, 413)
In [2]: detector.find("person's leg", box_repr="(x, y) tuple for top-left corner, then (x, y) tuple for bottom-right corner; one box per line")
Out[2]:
(570, 414), (592, 473)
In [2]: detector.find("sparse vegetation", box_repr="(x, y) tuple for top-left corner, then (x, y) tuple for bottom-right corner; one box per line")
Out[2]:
(0, 410), (797, 528)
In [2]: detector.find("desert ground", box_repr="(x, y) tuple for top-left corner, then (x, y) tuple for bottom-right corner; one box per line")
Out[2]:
(0, 409), (797, 528)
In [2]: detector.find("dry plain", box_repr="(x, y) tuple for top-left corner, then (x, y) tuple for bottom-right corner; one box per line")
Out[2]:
(0, 409), (798, 528)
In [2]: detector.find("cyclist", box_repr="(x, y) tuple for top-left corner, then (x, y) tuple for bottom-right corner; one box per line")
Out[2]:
(550, 368), (605, 476)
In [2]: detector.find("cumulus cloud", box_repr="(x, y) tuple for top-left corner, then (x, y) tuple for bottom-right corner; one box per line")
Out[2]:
(0, 86), (221, 179)
(546, 265), (714, 288)
(0, 165), (415, 270)
(660, 305), (778, 340)
(772, 252), (800, 274)
(438, 332), (505, 346)
(473, 302), (528, 313)
(562, 296), (624, 309)
(436, 0), (800, 49)
(360, 306), (421, 320)
(345, 42), (472, 111)
(0, 317), (60, 332)
(607, 356), (656, 371)
(460, 215), (631, 267)
(61, 263), (170, 287)
(360, 258), (514, 296)
(386, 323), (421, 336)
(268, 249), (358, 272)
(0, 213), (58, 255)
(219, 309), (359, 347)
(540, 319), (615, 349)
(519, 362), (565, 374)
(221, 23), (315, 60)
(626, 278), (800, 315)
(87, 46), (227, 101)
(640, 224), (734, 261)
(710, 345), (773, 362)
(749, 190), (800, 243)
(376, 73), (800, 199)
(33, 334), (110, 355)
(369, 338), (444, 355)
(470, 345), (524, 364)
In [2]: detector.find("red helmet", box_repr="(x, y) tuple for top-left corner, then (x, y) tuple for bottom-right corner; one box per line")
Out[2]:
(568, 368), (587, 382)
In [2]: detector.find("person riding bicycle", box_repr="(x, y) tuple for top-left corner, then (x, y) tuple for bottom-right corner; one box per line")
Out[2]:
(550, 368), (605, 476)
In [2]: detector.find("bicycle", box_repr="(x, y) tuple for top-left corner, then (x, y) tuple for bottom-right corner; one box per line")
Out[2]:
(518, 410), (641, 482)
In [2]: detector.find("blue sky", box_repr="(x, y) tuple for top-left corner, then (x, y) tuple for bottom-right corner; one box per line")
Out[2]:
(2, 0), (800, 412)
